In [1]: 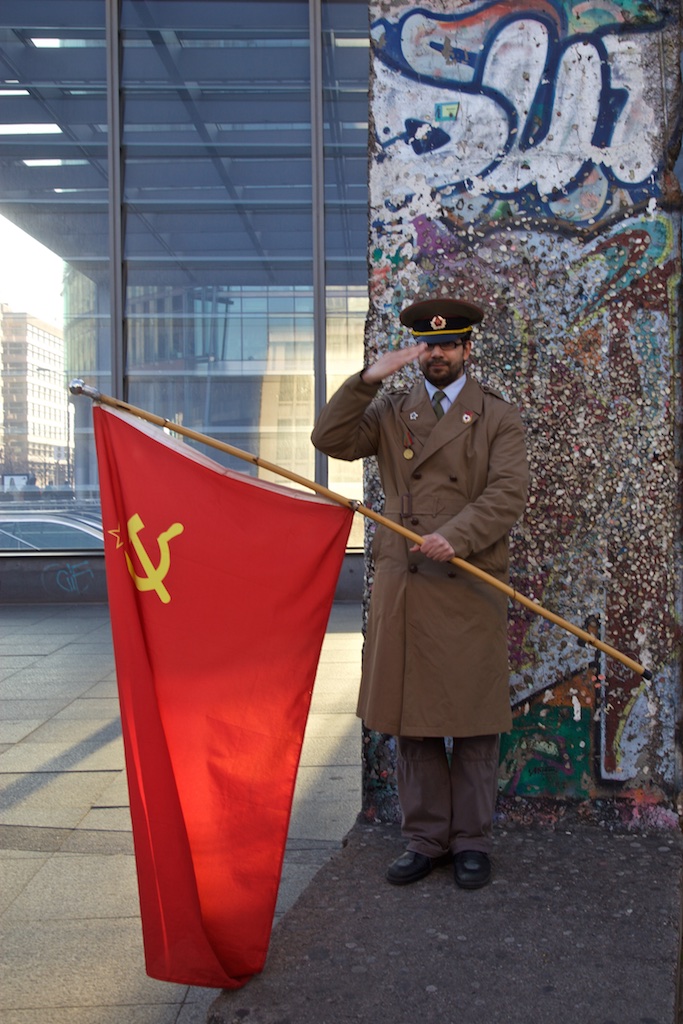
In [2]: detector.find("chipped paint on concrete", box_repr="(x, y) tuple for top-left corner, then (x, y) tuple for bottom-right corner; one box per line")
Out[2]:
(361, 0), (682, 827)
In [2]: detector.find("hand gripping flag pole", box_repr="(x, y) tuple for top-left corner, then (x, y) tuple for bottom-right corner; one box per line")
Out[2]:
(70, 379), (652, 681)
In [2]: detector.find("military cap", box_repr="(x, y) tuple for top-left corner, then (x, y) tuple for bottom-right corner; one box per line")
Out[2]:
(400, 297), (484, 339)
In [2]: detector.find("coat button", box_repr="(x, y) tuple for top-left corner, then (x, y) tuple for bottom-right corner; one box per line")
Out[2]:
(447, 570), (456, 578)
(449, 475), (458, 482)
(410, 517), (419, 525)
(412, 472), (422, 479)
(409, 564), (418, 573)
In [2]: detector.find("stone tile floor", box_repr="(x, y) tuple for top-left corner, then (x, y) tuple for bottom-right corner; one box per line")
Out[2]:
(0, 602), (363, 1024)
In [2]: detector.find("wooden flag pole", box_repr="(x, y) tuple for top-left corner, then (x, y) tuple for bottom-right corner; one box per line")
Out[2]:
(69, 379), (652, 680)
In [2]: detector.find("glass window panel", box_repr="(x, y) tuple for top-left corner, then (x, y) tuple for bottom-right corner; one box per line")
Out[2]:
(0, 2), (108, 532)
(325, 284), (367, 548)
(0, 0), (370, 556)
(122, 0), (320, 487)
(322, 2), (369, 548)
(0, 515), (103, 551)
(119, 0), (314, 291)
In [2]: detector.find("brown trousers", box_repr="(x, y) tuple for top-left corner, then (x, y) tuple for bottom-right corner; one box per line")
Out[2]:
(397, 734), (500, 857)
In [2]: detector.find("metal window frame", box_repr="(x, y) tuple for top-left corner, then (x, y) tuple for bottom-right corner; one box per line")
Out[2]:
(105, 0), (125, 400)
(309, 0), (328, 487)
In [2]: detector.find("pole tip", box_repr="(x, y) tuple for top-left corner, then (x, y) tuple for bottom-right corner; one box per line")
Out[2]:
(69, 379), (101, 400)
(642, 668), (653, 681)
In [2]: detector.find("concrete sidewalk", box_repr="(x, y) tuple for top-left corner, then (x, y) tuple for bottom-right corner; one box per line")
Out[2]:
(2, 602), (682, 1024)
(0, 601), (363, 1023)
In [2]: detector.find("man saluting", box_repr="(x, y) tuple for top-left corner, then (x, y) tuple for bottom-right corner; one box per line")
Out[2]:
(311, 296), (529, 890)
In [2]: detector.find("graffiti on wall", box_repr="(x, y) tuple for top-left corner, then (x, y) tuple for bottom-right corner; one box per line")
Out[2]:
(371, 0), (673, 225)
(365, 0), (682, 825)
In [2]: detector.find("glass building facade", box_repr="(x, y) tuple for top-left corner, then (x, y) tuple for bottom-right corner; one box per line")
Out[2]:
(0, 0), (369, 549)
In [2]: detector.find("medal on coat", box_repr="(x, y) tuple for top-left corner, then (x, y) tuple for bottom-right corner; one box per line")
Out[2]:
(403, 430), (415, 459)
(463, 411), (473, 423)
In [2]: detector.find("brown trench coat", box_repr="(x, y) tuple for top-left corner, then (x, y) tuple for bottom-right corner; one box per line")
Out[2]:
(311, 372), (529, 738)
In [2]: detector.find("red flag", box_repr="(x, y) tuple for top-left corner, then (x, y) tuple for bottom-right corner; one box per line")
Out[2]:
(93, 406), (352, 989)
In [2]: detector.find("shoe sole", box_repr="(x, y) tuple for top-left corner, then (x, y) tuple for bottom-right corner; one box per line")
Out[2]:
(386, 853), (452, 886)
(454, 873), (491, 890)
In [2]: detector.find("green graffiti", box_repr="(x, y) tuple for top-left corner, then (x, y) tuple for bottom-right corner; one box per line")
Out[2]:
(499, 706), (593, 799)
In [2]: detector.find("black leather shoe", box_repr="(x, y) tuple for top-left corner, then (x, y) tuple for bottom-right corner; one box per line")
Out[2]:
(453, 851), (491, 889)
(386, 850), (448, 886)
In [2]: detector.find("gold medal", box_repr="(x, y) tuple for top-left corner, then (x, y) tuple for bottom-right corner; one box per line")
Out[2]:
(403, 448), (414, 460)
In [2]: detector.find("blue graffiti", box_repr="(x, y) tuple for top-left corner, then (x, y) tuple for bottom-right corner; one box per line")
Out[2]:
(42, 560), (96, 595)
(371, 1), (668, 222)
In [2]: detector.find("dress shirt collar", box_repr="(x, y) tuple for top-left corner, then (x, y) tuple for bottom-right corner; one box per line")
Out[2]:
(423, 374), (467, 411)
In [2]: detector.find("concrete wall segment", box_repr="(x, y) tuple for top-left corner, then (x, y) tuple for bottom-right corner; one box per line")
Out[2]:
(363, 0), (683, 827)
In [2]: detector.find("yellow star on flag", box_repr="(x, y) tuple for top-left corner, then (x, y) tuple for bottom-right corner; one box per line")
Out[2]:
(108, 523), (124, 549)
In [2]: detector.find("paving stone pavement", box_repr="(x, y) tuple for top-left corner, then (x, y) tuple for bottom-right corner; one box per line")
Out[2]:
(0, 602), (363, 1024)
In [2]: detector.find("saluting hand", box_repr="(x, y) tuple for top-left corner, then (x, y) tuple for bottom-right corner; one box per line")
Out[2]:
(361, 343), (428, 385)
(411, 532), (455, 562)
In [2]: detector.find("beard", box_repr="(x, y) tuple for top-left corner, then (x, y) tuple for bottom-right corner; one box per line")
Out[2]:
(422, 358), (466, 387)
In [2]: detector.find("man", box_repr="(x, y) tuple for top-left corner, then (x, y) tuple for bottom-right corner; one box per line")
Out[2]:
(311, 297), (529, 889)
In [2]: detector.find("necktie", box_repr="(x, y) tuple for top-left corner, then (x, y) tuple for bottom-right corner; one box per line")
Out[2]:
(432, 390), (447, 420)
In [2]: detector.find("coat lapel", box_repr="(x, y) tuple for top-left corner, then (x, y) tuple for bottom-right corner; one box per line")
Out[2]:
(399, 384), (434, 455)
(408, 377), (483, 470)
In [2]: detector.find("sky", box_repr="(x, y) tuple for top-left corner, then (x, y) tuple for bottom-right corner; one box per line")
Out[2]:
(0, 215), (64, 328)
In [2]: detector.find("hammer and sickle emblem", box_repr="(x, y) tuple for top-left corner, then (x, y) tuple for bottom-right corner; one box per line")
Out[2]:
(124, 513), (184, 604)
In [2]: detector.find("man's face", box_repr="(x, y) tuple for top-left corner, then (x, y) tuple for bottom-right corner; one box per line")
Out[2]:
(418, 337), (472, 387)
